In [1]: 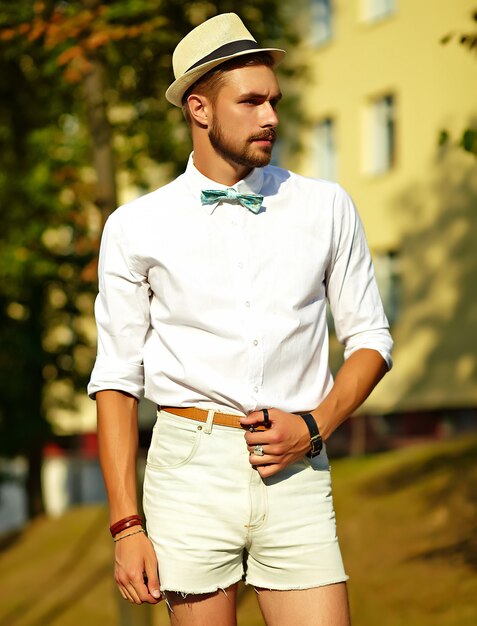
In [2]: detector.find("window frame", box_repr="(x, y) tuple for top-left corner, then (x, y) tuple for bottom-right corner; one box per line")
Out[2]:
(312, 116), (338, 182)
(364, 93), (397, 176)
(309, 0), (333, 47)
(361, 0), (396, 23)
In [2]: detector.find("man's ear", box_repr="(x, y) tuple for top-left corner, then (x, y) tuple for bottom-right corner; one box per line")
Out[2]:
(187, 94), (210, 128)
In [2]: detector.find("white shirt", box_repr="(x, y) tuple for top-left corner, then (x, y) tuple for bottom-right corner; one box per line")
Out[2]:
(88, 156), (392, 415)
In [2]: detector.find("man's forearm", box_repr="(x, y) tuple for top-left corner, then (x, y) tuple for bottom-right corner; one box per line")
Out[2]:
(311, 348), (389, 440)
(96, 390), (140, 524)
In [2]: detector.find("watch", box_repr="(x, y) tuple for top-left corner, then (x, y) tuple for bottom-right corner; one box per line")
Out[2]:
(298, 413), (323, 457)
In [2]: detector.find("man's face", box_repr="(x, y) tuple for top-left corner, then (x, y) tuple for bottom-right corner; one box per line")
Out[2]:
(208, 64), (282, 169)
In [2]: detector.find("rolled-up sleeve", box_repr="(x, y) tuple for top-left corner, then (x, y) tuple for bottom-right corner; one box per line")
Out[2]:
(87, 211), (151, 399)
(325, 186), (393, 369)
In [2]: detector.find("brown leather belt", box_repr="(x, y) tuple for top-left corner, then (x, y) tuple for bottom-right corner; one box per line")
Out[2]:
(159, 406), (269, 431)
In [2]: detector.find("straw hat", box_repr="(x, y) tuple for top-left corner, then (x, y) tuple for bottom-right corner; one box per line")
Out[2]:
(166, 13), (286, 107)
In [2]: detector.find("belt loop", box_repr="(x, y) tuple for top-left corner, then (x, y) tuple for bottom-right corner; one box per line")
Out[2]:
(204, 409), (215, 434)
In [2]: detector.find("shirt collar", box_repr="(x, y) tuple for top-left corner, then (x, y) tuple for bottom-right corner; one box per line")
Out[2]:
(184, 153), (265, 214)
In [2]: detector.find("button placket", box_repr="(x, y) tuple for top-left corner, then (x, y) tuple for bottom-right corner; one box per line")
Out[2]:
(228, 206), (264, 402)
(243, 223), (264, 402)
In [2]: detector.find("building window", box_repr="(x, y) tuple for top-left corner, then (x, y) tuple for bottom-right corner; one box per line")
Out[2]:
(366, 94), (396, 174)
(310, 0), (332, 46)
(363, 0), (396, 22)
(312, 117), (337, 181)
(373, 250), (400, 324)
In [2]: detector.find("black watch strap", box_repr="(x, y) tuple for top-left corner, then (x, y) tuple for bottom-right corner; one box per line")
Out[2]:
(299, 413), (323, 457)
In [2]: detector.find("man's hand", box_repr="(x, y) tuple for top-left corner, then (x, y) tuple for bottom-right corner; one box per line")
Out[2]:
(240, 408), (311, 478)
(114, 531), (162, 604)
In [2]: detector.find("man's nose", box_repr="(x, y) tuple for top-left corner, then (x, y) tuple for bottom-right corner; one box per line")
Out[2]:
(260, 102), (279, 128)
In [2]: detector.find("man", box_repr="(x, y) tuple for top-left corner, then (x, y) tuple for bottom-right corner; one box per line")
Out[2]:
(88, 13), (392, 626)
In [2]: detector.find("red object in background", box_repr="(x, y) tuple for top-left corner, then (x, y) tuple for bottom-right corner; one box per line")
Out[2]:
(80, 432), (99, 459)
(42, 432), (100, 459)
(43, 443), (66, 458)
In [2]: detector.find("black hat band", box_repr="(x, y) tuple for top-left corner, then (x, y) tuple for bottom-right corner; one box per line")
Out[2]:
(186, 39), (261, 73)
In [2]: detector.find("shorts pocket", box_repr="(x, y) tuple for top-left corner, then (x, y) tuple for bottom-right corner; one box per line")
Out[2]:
(146, 413), (203, 470)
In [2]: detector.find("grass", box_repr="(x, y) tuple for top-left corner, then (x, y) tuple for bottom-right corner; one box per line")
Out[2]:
(0, 433), (476, 625)
(333, 433), (477, 626)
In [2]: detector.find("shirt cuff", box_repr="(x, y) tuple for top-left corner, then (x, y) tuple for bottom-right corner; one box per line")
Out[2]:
(87, 357), (144, 400)
(344, 331), (393, 371)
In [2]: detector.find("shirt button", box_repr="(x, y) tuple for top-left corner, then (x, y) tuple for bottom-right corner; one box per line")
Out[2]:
(253, 340), (258, 346)
(238, 262), (243, 269)
(245, 301), (250, 308)
(253, 386), (259, 393)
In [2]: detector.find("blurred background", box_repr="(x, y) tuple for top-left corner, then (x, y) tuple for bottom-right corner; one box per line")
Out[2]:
(0, 1), (476, 624)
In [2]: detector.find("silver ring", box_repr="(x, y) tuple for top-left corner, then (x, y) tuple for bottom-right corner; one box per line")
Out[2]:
(254, 445), (265, 456)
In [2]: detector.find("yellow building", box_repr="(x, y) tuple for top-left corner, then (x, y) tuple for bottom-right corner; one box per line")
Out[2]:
(288, 0), (477, 432)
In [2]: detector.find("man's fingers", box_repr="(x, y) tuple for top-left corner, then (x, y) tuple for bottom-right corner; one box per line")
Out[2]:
(240, 410), (263, 423)
(256, 463), (283, 478)
(249, 451), (278, 466)
(118, 586), (131, 602)
(133, 573), (159, 604)
(125, 582), (142, 604)
(144, 561), (162, 600)
(240, 408), (273, 428)
(117, 571), (154, 605)
(248, 441), (267, 453)
(118, 582), (142, 604)
(244, 428), (276, 445)
(247, 443), (283, 455)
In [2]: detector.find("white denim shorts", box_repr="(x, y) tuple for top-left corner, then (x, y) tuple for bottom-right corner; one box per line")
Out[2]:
(143, 410), (348, 595)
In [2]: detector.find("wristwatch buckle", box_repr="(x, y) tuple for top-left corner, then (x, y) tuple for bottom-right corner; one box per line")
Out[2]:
(308, 433), (323, 457)
(297, 412), (323, 458)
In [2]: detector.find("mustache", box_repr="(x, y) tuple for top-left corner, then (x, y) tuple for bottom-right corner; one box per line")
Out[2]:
(249, 130), (277, 143)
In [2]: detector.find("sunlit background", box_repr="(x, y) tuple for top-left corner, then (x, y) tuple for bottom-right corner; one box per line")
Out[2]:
(1, 1), (476, 625)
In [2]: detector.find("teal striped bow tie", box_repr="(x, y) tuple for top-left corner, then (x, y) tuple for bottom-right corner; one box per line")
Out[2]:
(201, 188), (264, 214)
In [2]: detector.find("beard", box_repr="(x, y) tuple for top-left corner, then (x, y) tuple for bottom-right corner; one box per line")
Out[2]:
(209, 118), (276, 169)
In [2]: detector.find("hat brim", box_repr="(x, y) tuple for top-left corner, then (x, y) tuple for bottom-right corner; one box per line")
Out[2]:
(165, 47), (286, 107)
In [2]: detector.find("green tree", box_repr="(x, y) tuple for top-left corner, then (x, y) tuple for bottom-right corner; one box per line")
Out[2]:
(0, 0), (302, 518)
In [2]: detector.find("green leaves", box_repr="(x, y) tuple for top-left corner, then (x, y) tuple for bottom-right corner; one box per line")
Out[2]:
(461, 128), (477, 156)
(440, 11), (477, 159)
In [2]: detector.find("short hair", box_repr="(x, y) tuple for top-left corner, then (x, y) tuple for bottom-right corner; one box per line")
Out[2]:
(181, 52), (275, 126)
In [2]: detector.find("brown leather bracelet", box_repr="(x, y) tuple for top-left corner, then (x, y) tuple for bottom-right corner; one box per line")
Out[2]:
(110, 515), (143, 538)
